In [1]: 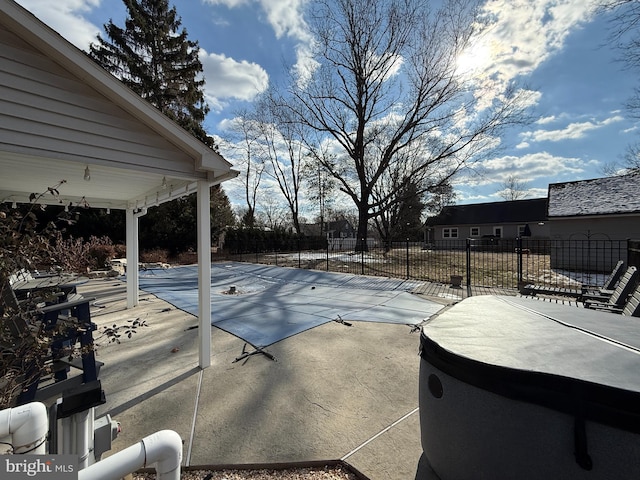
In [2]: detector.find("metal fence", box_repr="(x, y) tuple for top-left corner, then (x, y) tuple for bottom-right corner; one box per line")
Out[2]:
(220, 238), (632, 290)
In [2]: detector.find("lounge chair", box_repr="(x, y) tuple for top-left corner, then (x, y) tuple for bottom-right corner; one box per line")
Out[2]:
(583, 266), (639, 311)
(622, 283), (640, 316)
(520, 260), (626, 299)
(584, 281), (640, 316)
(580, 260), (626, 297)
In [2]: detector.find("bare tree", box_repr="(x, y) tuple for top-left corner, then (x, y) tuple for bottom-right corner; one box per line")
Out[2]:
(284, 0), (532, 250)
(258, 194), (289, 231)
(303, 149), (337, 237)
(253, 95), (307, 234)
(600, 0), (640, 173)
(498, 174), (529, 201)
(221, 112), (265, 227)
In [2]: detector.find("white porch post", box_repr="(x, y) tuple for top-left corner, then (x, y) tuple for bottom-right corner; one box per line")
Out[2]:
(197, 181), (212, 368)
(125, 208), (139, 308)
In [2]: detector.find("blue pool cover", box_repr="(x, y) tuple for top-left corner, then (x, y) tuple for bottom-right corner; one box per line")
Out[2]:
(137, 262), (443, 347)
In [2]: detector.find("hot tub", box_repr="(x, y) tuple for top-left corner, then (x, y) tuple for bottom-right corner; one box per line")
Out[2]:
(418, 295), (640, 480)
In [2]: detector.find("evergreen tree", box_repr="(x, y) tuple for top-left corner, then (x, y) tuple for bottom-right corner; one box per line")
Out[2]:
(89, 0), (213, 147)
(89, 0), (236, 254)
(140, 186), (235, 254)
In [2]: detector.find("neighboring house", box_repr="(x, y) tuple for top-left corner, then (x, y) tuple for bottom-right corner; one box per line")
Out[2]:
(547, 172), (640, 239)
(547, 172), (640, 270)
(301, 218), (370, 250)
(425, 198), (549, 244)
(326, 218), (357, 239)
(302, 218), (357, 239)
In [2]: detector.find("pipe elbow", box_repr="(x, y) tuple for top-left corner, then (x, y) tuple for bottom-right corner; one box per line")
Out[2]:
(0, 402), (48, 454)
(142, 430), (182, 478)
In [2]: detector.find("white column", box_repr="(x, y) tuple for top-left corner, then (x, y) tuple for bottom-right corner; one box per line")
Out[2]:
(197, 181), (212, 368)
(125, 208), (139, 308)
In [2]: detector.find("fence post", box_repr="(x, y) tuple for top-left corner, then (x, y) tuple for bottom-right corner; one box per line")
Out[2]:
(298, 237), (301, 269)
(406, 239), (410, 279)
(465, 238), (471, 286)
(361, 239), (365, 275)
(517, 236), (523, 285)
(326, 241), (329, 271)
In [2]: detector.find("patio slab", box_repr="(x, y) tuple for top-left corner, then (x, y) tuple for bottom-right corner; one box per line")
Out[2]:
(70, 266), (462, 479)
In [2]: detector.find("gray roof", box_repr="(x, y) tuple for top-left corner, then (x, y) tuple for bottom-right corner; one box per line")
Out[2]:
(547, 172), (640, 217)
(426, 198), (547, 226)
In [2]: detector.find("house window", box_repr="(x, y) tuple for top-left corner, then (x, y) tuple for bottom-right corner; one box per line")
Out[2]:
(443, 228), (458, 239)
(493, 226), (502, 238)
(518, 225), (526, 236)
(470, 227), (480, 237)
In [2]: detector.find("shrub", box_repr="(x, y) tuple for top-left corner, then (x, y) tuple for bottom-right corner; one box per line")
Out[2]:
(140, 248), (170, 263)
(1, 184), (145, 408)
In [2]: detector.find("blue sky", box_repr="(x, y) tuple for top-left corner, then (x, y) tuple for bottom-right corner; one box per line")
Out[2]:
(15, 0), (640, 215)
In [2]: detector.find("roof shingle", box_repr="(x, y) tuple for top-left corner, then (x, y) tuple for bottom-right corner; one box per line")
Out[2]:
(547, 172), (640, 217)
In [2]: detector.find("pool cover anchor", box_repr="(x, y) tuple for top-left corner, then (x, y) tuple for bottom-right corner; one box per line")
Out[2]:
(233, 342), (277, 363)
(334, 315), (352, 327)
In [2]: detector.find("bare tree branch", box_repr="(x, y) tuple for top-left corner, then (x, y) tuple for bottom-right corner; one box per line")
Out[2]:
(282, 0), (532, 250)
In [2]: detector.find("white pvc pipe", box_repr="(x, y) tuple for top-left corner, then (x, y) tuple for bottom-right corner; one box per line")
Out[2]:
(74, 409), (92, 469)
(78, 430), (182, 480)
(0, 402), (48, 454)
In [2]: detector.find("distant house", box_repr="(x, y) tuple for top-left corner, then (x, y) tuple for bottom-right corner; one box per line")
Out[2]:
(301, 218), (355, 237)
(301, 218), (368, 250)
(326, 218), (357, 239)
(425, 198), (549, 244)
(547, 172), (640, 270)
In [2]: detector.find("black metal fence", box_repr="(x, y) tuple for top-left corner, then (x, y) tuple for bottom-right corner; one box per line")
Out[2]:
(220, 238), (633, 290)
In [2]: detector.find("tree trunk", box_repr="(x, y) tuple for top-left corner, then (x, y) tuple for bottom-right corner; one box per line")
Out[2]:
(355, 207), (369, 252)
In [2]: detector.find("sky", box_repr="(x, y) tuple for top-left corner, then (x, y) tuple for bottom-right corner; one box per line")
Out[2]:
(14, 0), (640, 218)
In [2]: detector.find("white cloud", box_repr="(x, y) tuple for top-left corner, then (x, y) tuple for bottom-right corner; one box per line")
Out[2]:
(16, 0), (101, 50)
(203, 0), (314, 84)
(458, 0), (599, 108)
(482, 0), (598, 79)
(199, 49), (269, 111)
(473, 151), (589, 185)
(203, 0), (249, 7)
(521, 115), (624, 143)
(536, 115), (557, 125)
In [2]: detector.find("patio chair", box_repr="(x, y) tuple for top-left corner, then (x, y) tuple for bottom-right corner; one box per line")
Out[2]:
(580, 260), (626, 297)
(584, 281), (640, 316)
(519, 260), (626, 299)
(621, 283), (640, 316)
(583, 266), (639, 311)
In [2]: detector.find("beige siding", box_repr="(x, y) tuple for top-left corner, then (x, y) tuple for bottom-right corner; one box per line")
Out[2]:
(548, 216), (640, 271)
(432, 222), (549, 240)
(0, 29), (198, 177)
(549, 216), (640, 241)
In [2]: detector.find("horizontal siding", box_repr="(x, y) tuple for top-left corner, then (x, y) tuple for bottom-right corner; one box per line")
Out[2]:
(431, 223), (549, 240)
(0, 29), (198, 175)
(549, 216), (640, 241)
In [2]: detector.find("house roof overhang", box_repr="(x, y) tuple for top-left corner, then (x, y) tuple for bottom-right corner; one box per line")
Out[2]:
(0, 1), (237, 211)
